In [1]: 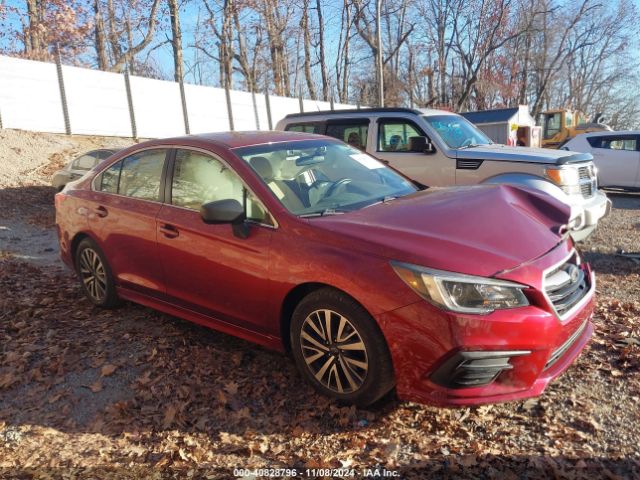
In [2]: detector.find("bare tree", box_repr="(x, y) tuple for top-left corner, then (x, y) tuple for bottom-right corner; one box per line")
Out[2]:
(168, 0), (184, 82)
(301, 0), (317, 99)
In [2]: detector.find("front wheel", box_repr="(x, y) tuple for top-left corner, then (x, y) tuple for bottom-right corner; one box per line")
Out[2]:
(290, 288), (395, 406)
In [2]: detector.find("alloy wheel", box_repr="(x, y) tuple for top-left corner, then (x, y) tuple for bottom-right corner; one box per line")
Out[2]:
(300, 309), (369, 394)
(79, 248), (107, 302)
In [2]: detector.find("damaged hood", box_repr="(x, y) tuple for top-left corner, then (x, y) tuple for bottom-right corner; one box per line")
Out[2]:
(311, 184), (570, 277)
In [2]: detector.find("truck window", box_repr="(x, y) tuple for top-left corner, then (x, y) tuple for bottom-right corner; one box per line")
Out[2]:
(285, 123), (323, 134)
(378, 120), (424, 152)
(543, 113), (562, 139)
(325, 122), (368, 150)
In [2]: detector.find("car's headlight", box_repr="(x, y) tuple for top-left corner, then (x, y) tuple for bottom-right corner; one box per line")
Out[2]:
(545, 166), (579, 187)
(391, 262), (529, 314)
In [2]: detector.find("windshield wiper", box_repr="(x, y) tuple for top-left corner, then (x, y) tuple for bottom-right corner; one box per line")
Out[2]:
(299, 208), (346, 218)
(457, 143), (480, 150)
(362, 195), (402, 209)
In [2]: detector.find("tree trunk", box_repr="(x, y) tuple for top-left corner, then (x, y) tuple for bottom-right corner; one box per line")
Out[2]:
(375, 0), (384, 107)
(302, 1), (317, 99)
(25, 0), (46, 59)
(94, 0), (108, 70)
(168, 0), (184, 82)
(316, 0), (329, 100)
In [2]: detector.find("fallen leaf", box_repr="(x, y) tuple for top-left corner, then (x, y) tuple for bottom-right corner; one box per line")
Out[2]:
(101, 364), (117, 376)
(163, 404), (177, 429)
(90, 380), (103, 393)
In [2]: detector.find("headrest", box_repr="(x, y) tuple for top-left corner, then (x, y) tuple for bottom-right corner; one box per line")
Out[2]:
(250, 156), (273, 180)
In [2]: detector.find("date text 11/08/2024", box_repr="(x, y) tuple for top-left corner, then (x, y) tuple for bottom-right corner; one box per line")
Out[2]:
(232, 467), (400, 477)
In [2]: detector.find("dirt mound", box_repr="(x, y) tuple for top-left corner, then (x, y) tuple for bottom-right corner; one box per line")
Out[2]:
(0, 129), (133, 187)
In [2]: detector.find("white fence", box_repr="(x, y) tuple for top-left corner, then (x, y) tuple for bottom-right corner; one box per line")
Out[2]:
(0, 55), (356, 138)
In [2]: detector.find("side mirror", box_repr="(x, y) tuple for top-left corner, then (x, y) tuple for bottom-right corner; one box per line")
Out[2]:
(200, 199), (249, 238)
(409, 136), (436, 155)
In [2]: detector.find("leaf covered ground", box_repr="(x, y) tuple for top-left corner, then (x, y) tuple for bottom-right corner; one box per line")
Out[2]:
(0, 131), (639, 479)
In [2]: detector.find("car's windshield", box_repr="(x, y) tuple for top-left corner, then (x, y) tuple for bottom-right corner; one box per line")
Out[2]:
(423, 115), (492, 149)
(234, 139), (417, 216)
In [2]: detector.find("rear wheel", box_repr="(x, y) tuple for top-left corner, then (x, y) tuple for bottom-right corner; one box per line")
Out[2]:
(290, 288), (395, 406)
(75, 237), (120, 308)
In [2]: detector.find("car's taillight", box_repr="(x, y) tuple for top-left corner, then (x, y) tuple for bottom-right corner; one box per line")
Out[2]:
(54, 192), (67, 209)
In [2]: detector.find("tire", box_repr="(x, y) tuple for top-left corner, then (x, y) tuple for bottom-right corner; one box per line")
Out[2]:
(290, 288), (395, 407)
(74, 237), (121, 308)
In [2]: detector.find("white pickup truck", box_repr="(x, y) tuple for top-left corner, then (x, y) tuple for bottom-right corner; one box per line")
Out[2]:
(276, 107), (611, 241)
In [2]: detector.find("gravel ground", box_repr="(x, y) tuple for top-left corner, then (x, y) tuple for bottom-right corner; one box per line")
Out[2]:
(0, 129), (133, 188)
(0, 129), (639, 479)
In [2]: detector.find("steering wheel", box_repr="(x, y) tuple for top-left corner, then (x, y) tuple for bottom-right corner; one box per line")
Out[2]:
(322, 178), (352, 199)
(461, 138), (474, 148)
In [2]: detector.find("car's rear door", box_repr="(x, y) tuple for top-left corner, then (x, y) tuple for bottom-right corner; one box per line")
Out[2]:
(155, 147), (274, 334)
(589, 134), (640, 188)
(88, 148), (169, 296)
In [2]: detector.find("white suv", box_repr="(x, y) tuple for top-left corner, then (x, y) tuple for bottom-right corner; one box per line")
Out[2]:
(562, 131), (640, 190)
(276, 107), (611, 241)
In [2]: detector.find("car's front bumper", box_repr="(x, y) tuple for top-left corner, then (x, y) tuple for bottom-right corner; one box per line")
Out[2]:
(376, 243), (595, 406)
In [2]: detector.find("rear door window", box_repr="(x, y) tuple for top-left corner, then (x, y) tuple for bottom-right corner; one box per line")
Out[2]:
(119, 149), (168, 201)
(588, 135), (638, 151)
(325, 121), (369, 150)
(97, 151), (168, 199)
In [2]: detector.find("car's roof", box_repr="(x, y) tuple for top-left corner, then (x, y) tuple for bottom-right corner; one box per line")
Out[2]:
(137, 130), (325, 150)
(281, 107), (455, 121)
(574, 130), (640, 138)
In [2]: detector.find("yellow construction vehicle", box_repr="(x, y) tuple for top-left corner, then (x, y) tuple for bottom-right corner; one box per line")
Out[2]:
(539, 109), (611, 148)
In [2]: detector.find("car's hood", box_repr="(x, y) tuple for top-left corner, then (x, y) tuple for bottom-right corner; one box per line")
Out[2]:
(455, 144), (593, 164)
(310, 185), (570, 278)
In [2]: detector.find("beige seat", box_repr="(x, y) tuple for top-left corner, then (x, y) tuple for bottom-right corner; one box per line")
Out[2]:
(249, 156), (305, 212)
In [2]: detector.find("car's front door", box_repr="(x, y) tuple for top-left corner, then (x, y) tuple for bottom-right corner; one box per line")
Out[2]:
(155, 147), (275, 334)
(374, 117), (454, 186)
(590, 135), (640, 188)
(88, 148), (169, 296)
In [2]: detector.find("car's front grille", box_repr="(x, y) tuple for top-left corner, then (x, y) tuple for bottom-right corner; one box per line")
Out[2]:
(544, 254), (590, 318)
(545, 320), (588, 370)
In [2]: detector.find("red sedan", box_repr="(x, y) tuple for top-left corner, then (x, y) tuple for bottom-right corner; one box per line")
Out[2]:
(55, 131), (594, 406)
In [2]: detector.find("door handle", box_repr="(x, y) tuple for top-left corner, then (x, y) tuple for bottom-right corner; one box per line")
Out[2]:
(159, 224), (179, 239)
(94, 206), (108, 218)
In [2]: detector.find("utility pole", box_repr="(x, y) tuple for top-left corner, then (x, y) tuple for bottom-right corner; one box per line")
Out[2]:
(375, 0), (384, 107)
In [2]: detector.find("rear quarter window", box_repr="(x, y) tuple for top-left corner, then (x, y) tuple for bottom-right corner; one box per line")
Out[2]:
(99, 160), (123, 194)
(285, 123), (323, 134)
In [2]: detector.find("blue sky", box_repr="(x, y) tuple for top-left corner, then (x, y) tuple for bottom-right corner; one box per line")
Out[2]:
(2, 0), (640, 89)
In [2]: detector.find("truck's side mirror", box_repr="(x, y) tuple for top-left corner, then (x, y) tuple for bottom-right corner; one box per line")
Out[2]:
(409, 136), (436, 155)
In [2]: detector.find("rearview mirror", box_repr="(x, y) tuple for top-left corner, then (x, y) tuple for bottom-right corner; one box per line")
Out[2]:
(409, 136), (436, 155)
(200, 199), (249, 238)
